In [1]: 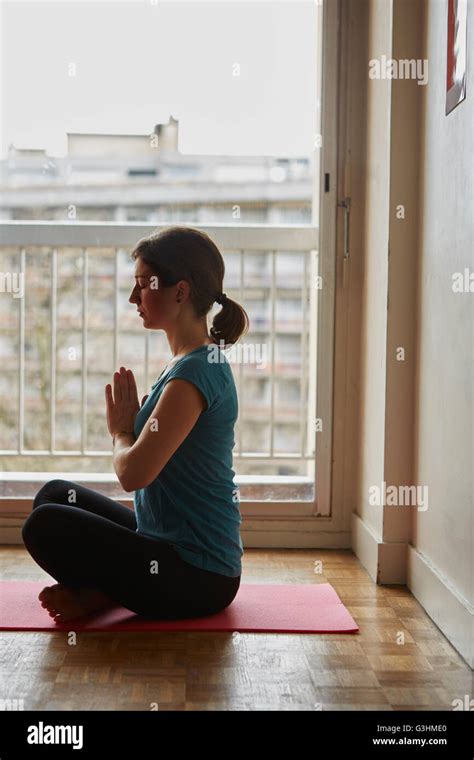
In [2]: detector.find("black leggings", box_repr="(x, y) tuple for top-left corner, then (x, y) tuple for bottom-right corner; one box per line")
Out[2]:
(21, 479), (241, 619)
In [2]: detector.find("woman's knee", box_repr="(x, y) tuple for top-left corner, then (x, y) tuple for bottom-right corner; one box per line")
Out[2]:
(32, 478), (72, 510)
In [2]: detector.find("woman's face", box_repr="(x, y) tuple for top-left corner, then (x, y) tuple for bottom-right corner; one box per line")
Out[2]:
(128, 258), (179, 330)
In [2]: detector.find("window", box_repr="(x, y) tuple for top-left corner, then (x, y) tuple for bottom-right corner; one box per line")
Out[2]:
(0, 1), (338, 524)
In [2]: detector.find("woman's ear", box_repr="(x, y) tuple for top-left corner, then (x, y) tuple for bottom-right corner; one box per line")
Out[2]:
(175, 279), (190, 303)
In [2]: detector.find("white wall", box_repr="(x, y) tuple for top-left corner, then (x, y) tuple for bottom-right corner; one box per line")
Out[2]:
(411, 0), (473, 650)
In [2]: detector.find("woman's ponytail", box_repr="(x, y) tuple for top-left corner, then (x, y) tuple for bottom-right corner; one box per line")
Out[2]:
(210, 293), (249, 347)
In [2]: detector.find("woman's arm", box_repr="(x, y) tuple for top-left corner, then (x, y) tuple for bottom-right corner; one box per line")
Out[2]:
(114, 378), (207, 493)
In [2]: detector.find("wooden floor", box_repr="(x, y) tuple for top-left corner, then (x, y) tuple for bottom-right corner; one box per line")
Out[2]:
(1, 547), (471, 711)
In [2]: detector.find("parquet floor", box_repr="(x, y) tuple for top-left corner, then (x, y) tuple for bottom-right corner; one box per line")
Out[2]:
(1, 547), (472, 710)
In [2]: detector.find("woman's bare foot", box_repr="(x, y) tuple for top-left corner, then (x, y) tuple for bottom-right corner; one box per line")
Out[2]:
(38, 583), (116, 623)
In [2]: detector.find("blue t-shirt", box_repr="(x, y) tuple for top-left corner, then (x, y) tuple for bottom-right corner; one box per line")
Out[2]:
(133, 344), (243, 578)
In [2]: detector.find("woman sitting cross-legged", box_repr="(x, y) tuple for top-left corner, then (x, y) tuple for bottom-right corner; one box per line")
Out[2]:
(22, 225), (248, 623)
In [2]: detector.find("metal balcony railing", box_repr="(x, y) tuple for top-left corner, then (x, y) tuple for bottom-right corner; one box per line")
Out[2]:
(0, 222), (319, 475)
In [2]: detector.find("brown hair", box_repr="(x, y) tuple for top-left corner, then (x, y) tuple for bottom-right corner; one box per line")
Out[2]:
(130, 225), (249, 346)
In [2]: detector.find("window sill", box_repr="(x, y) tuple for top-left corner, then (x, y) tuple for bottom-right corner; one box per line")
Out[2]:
(0, 472), (316, 518)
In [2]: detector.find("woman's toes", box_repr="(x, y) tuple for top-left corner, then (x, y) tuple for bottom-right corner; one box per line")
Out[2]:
(38, 585), (54, 602)
(39, 591), (55, 614)
(39, 584), (67, 618)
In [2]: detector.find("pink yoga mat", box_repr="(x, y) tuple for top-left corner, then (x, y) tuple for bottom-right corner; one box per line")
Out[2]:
(0, 581), (359, 633)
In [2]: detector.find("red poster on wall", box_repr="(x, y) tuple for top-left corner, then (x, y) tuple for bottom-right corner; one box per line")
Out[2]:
(446, 0), (467, 114)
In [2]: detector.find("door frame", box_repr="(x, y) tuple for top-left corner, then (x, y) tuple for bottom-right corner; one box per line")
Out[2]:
(313, 0), (341, 519)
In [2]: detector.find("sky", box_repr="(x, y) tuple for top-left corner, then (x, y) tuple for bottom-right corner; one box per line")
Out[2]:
(0, 0), (320, 159)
